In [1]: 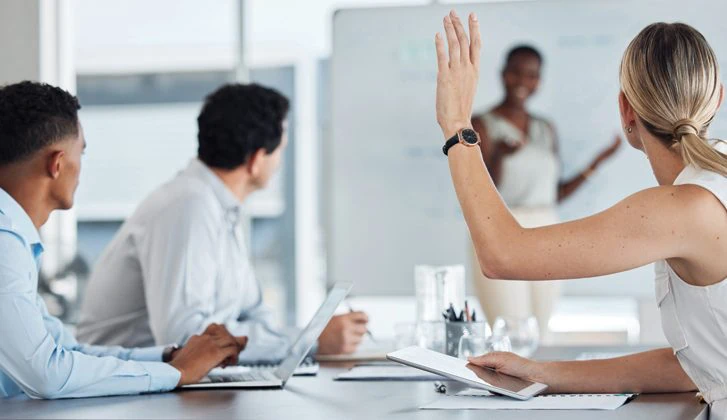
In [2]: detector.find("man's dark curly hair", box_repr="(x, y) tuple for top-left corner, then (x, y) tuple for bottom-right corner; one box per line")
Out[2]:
(197, 83), (289, 170)
(0, 81), (81, 166)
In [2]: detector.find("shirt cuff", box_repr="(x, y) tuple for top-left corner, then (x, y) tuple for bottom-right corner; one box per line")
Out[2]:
(140, 361), (181, 393)
(129, 345), (168, 362)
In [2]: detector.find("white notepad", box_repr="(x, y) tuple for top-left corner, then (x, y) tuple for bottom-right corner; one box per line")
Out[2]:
(335, 365), (443, 381)
(422, 390), (635, 410)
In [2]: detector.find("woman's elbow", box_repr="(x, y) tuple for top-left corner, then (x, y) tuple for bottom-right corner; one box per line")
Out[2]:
(477, 251), (516, 280)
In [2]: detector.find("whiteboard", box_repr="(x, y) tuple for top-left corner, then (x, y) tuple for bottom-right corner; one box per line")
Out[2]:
(328, 0), (727, 297)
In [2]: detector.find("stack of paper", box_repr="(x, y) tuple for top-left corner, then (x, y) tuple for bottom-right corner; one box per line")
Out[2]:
(422, 389), (636, 410)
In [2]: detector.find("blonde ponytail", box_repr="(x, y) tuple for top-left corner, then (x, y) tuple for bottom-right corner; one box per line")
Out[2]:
(620, 23), (727, 177)
(679, 133), (727, 176)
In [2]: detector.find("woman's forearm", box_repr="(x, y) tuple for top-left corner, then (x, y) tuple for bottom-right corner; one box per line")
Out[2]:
(447, 142), (522, 277)
(485, 148), (504, 186)
(535, 348), (696, 394)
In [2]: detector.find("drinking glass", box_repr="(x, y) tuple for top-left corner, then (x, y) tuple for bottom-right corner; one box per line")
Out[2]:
(416, 321), (446, 353)
(445, 321), (492, 357)
(414, 265), (465, 323)
(492, 315), (540, 358)
(393, 323), (418, 350)
(458, 334), (512, 360)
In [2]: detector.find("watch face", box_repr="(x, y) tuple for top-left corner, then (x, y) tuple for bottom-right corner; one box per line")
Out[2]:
(461, 129), (479, 145)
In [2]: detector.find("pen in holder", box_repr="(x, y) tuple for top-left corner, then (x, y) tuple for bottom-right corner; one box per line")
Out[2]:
(445, 321), (491, 358)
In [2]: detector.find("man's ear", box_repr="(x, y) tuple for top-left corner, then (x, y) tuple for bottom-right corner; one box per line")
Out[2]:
(247, 149), (267, 178)
(47, 150), (65, 180)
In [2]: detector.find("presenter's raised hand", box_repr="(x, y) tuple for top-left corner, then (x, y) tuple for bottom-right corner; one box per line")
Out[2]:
(435, 10), (481, 139)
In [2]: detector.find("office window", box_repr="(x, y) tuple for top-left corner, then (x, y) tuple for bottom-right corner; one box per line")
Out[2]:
(50, 67), (297, 326)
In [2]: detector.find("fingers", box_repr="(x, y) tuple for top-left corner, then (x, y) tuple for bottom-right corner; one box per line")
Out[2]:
(435, 33), (448, 74)
(467, 351), (507, 368)
(218, 343), (240, 364)
(203, 323), (220, 335)
(346, 311), (369, 323)
(211, 334), (239, 354)
(438, 10), (479, 70)
(469, 13), (481, 67)
(443, 15), (460, 66)
(350, 324), (368, 336)
(235, 336), (248, 350)
(449, 10), (470, 64)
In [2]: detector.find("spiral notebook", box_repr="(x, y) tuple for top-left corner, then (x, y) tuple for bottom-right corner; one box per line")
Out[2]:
(422, 389), (636, 410)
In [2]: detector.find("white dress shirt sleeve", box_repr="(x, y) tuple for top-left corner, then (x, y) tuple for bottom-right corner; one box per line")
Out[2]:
(0, 235), (180, 399)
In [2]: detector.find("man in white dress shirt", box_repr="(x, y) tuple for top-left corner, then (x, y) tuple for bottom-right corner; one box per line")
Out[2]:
(77, 83), (368, 362)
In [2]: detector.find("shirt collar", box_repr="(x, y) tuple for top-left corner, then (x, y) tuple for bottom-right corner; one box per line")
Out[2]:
(0, 187), (43, 247)
(183, 158), (243, 213)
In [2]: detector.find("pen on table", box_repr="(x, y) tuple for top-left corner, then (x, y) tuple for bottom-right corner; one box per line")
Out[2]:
(347, 302), (377, 343)
(464, 300), (472, 322)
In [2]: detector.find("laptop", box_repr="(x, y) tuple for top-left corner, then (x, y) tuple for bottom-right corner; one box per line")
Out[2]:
(183, 281), (352, 389)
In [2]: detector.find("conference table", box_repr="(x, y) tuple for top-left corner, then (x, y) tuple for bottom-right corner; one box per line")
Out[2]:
(1, 346), (708, 419)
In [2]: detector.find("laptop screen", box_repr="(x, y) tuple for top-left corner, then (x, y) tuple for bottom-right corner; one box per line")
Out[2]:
(275, 282), (352, 383)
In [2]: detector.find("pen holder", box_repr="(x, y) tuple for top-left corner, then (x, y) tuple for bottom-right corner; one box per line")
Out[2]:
(445, 321), (491, 358)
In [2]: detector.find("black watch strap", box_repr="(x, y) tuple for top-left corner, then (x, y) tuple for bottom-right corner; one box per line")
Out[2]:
(442, 133), (460, 156)
(162, 345), (180, 363)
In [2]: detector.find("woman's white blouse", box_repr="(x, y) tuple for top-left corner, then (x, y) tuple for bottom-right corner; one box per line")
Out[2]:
(656, 141), (727, 418)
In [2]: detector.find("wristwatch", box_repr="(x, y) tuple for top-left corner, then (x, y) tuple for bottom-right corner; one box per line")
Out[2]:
(443, 128), (481, 156)
(162, 345), (180, 363)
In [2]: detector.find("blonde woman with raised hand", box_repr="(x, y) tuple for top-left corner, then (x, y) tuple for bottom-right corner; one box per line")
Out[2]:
(435, 10), (727, 416)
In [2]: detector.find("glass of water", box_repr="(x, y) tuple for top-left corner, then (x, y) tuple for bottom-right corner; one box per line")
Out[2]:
(492, 315), (540, 358)
(458, 333), (512, 360)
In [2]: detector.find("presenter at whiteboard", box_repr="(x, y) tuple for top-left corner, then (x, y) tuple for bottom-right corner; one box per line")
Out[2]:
(469, 45), (621, 337)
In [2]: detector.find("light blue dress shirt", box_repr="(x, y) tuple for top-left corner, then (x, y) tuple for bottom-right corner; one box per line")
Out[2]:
(0, 188), (180, 399)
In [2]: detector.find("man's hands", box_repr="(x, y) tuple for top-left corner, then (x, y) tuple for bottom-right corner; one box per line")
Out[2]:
(317, 312), (369, 355)
(435, 10), (482, 139)
(169, 323), (248, 387)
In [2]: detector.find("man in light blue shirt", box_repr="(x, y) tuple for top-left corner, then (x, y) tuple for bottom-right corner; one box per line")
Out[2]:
(77, 83), (369, 362)
(0, 81), (246, 399)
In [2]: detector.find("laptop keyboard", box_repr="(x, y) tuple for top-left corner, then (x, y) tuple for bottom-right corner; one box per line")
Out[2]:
(208, 370), (275, 383)
(201, 356), (318, 383)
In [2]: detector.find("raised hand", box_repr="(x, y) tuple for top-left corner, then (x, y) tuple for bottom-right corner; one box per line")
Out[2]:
(590, 135), (623, 170)
(599, 135), (623, 161)
(435, 10), (482, 139)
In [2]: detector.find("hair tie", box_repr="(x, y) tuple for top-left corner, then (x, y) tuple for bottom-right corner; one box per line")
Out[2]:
(672, 119), (700, 139)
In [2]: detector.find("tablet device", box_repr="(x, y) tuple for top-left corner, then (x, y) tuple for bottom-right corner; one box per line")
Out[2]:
(387, 346), (547, 400)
